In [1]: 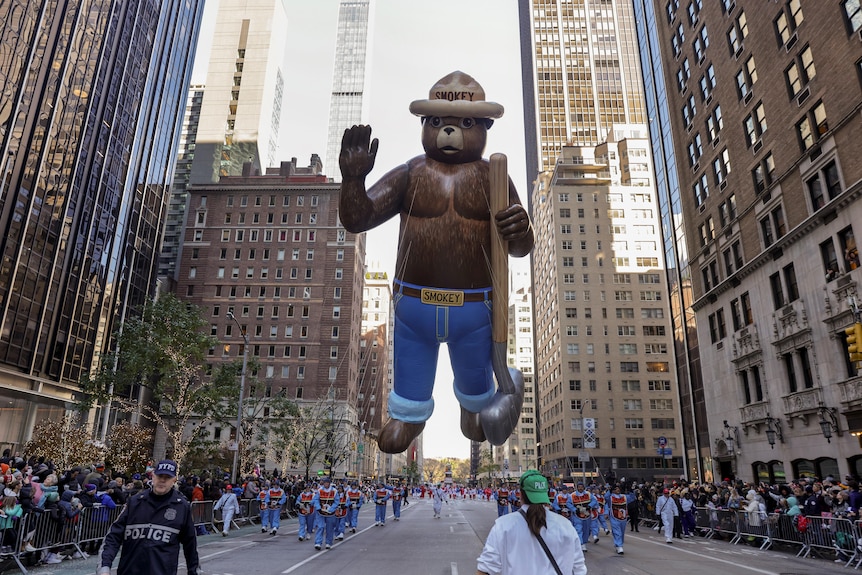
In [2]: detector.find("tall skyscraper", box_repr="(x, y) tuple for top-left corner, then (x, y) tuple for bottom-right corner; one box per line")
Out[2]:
(519, 0), (648, 177)
(0, 0), (205, 447)
(634, 0), (862, 482)
(189, 0), (289, 185)
(324, 0), (373, 182)
(530, 126), (682, 482)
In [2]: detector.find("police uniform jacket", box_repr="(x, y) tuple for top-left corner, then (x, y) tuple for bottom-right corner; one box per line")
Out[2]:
(101, 488), (199, 575)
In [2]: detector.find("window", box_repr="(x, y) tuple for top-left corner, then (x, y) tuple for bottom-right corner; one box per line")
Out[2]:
(713, 149), (731, 187)
(752, 152), (775, 194)
(693, 25), (709, 63)
(723, 239), (742, 276)
(706, 105), (723, 142)
(687, 133), (703, 167)
(649, 399), (673, 410)
(682, 94), (697, 127)
(626, 438), (646, 450)
(807, 161), (842, 212)
(846, 0), (862, 33)
(736, 55), (757, 101)
(759, 205), (786, 248)
(796, 101), (828, 151)
(693, 173), (709, 206)
(700, 65), (716, 101)
(623, 399), (642, 411)
(785, 46), (815, 99)
(743, 103), (767, 148)
(775, 0), (804, 46)
(727, 10), (748, 57)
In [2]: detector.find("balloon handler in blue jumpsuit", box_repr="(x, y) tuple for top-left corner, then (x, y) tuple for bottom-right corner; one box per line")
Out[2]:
(373, 482), (391, 526)
(264, 483), (287, 535)
(338, 71), (535, 454)
(345, 481), (365, 533)
(589, 485), (608, 541)
(391, 481), (405, 521)
(312, 477), (339, 550)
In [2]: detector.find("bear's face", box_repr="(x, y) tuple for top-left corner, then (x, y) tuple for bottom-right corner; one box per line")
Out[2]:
(421, 116), (489, 164)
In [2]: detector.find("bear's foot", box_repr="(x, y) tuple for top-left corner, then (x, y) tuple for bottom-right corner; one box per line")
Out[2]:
(378, 419), (425, 454)
(460, 406), (486, 442)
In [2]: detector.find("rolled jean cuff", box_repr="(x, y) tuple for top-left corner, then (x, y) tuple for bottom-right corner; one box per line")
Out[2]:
(388, 390), (434, 423)
(454, 386), (495, 414)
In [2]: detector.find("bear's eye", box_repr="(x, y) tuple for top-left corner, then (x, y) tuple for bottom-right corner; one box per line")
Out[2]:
(459, 118), (475, 129)
(429, 117), (443, 128)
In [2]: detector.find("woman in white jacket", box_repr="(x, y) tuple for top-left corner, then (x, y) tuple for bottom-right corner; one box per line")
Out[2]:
(655, 488), (679, 544)
(214, 485), (241, 536)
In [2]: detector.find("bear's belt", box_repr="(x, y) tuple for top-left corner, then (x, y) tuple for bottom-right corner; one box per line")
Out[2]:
(397, 284), (490, 304)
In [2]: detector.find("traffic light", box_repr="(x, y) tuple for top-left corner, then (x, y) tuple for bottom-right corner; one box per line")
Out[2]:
(845, 323), (862, 364)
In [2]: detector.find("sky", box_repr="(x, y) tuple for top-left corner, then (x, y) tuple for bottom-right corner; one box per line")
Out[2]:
(193, 0), (529, 460)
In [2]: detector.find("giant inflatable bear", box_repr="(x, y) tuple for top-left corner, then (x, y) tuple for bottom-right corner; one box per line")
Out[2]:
(339, 71), (534, 453)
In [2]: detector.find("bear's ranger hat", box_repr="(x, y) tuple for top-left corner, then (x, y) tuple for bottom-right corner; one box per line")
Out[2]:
(410, 71), (504, 119)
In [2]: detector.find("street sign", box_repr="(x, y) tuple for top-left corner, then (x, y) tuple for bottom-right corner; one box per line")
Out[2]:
(578, 450), (590, 462)
(228, 440), (238, 451)
(658, 436), (667, 447)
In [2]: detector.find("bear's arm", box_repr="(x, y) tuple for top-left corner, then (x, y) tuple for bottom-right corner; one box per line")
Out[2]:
(340, 163), (410, 232)
(502, 176), (535, 258)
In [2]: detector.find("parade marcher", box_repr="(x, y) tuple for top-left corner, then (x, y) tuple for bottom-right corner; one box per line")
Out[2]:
(264, 482), (287, 535)
(98, 460), (200, 575)
(295, 483), (317, 542)
(608, 484), (629, 554)
(477, 470), (587, 575)
(373, 482), (391, 526)
(432, 483), (445, 519)
(509, 485), (521, 512)
(312, 477), (339, 550)
(551, 485), (572, 525)
(567, 482), (595, 552)
(656, 488), (679, 544)
(391, 481), (405, 521)
(213, 485), (241, 537)
(258, 481), (271, 533)
(589, 485), (606, 541)
(595, 485), (610, 535)
(345, 481), (365, 533)
(334, 483), (349, 540)
(494, 483), (511, 517)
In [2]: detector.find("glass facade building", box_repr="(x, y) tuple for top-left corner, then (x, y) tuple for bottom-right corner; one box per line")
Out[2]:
(0, 0), (205, 450)
(324, 0), (373, 183)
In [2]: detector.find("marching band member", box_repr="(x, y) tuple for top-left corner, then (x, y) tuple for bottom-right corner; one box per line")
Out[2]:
(264, 482), (287, 535)
(609, 484), (629, 554)
(509, 484), (522, 512)
(567, 482), (596, 553)
(258, 481), (271, 533)
(589, 485), (605, 542)
(345, 481), (365, 533)
(391, 481), (405, 521)
(312, 477), (339, 550)
(494, 483), (510, 517)
(551, 485), (572, 526)
(334, 483), (349, 540)
(295, 482), (316, 541)
(373, 482), (391, 526)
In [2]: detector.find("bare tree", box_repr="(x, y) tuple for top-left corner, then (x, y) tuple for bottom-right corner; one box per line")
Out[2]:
(290, 384), (354, 480)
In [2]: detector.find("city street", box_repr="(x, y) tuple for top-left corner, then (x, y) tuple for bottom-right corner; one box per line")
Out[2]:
(1, 497), (847, 575)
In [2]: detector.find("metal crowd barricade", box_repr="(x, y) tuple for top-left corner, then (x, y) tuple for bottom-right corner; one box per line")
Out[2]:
(190, 500), (214, 534)
(639, 501), (659, 529)
(734, 510), (772, 550)
(764, 513), (807, 555)
(77, 505), (123, 549)
(693, 506), (717, 539)
(711, 508), (741, 542)
(851, 519), (862, 569)
(802, 515), (857, 562)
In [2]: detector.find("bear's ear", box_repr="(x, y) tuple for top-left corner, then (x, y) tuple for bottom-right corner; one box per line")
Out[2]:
(481, 118), (494, 130)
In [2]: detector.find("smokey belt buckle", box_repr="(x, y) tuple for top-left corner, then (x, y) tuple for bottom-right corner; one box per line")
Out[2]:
(420, 288), (464, 306)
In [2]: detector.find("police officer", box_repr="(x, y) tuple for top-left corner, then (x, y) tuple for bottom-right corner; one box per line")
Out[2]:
(98, 459), (200, 575)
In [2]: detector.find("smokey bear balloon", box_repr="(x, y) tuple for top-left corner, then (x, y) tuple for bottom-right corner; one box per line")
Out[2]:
(339, 71), (534, 453)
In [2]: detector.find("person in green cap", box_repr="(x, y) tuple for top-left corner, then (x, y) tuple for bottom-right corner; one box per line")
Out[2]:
(477, 470), (587, 575)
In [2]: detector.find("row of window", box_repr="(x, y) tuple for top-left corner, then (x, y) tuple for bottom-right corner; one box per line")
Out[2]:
(205, 266), (345, 281)
(566, 325), (667, 338)
(208, 285), (343, 300)
(565, 343), (667, 355)
(561, 305), (665, 320)
(569, 379), (672, 393)
(557, 192), (653, 204)
(192, 247), (345, 262)
(221, 193), (320, 208)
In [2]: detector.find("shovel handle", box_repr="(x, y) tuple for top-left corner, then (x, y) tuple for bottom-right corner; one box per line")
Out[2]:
(489, 153), (508, 345)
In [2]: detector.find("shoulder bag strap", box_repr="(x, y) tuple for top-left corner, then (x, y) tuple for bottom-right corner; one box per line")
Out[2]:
(519, 509), (563, 575)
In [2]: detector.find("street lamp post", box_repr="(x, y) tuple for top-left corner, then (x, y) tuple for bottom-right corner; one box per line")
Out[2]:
(226, 311), (248, 483)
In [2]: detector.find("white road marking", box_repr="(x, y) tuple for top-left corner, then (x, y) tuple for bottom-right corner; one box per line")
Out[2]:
(639, 537), (780, 574)
(451, 561), (459, 575)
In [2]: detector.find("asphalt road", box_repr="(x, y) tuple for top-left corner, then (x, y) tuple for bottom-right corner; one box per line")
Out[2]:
(1, 497), (846, 575)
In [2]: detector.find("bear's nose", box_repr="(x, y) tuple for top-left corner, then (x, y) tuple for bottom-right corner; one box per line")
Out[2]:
(443, 127), (454, 135)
